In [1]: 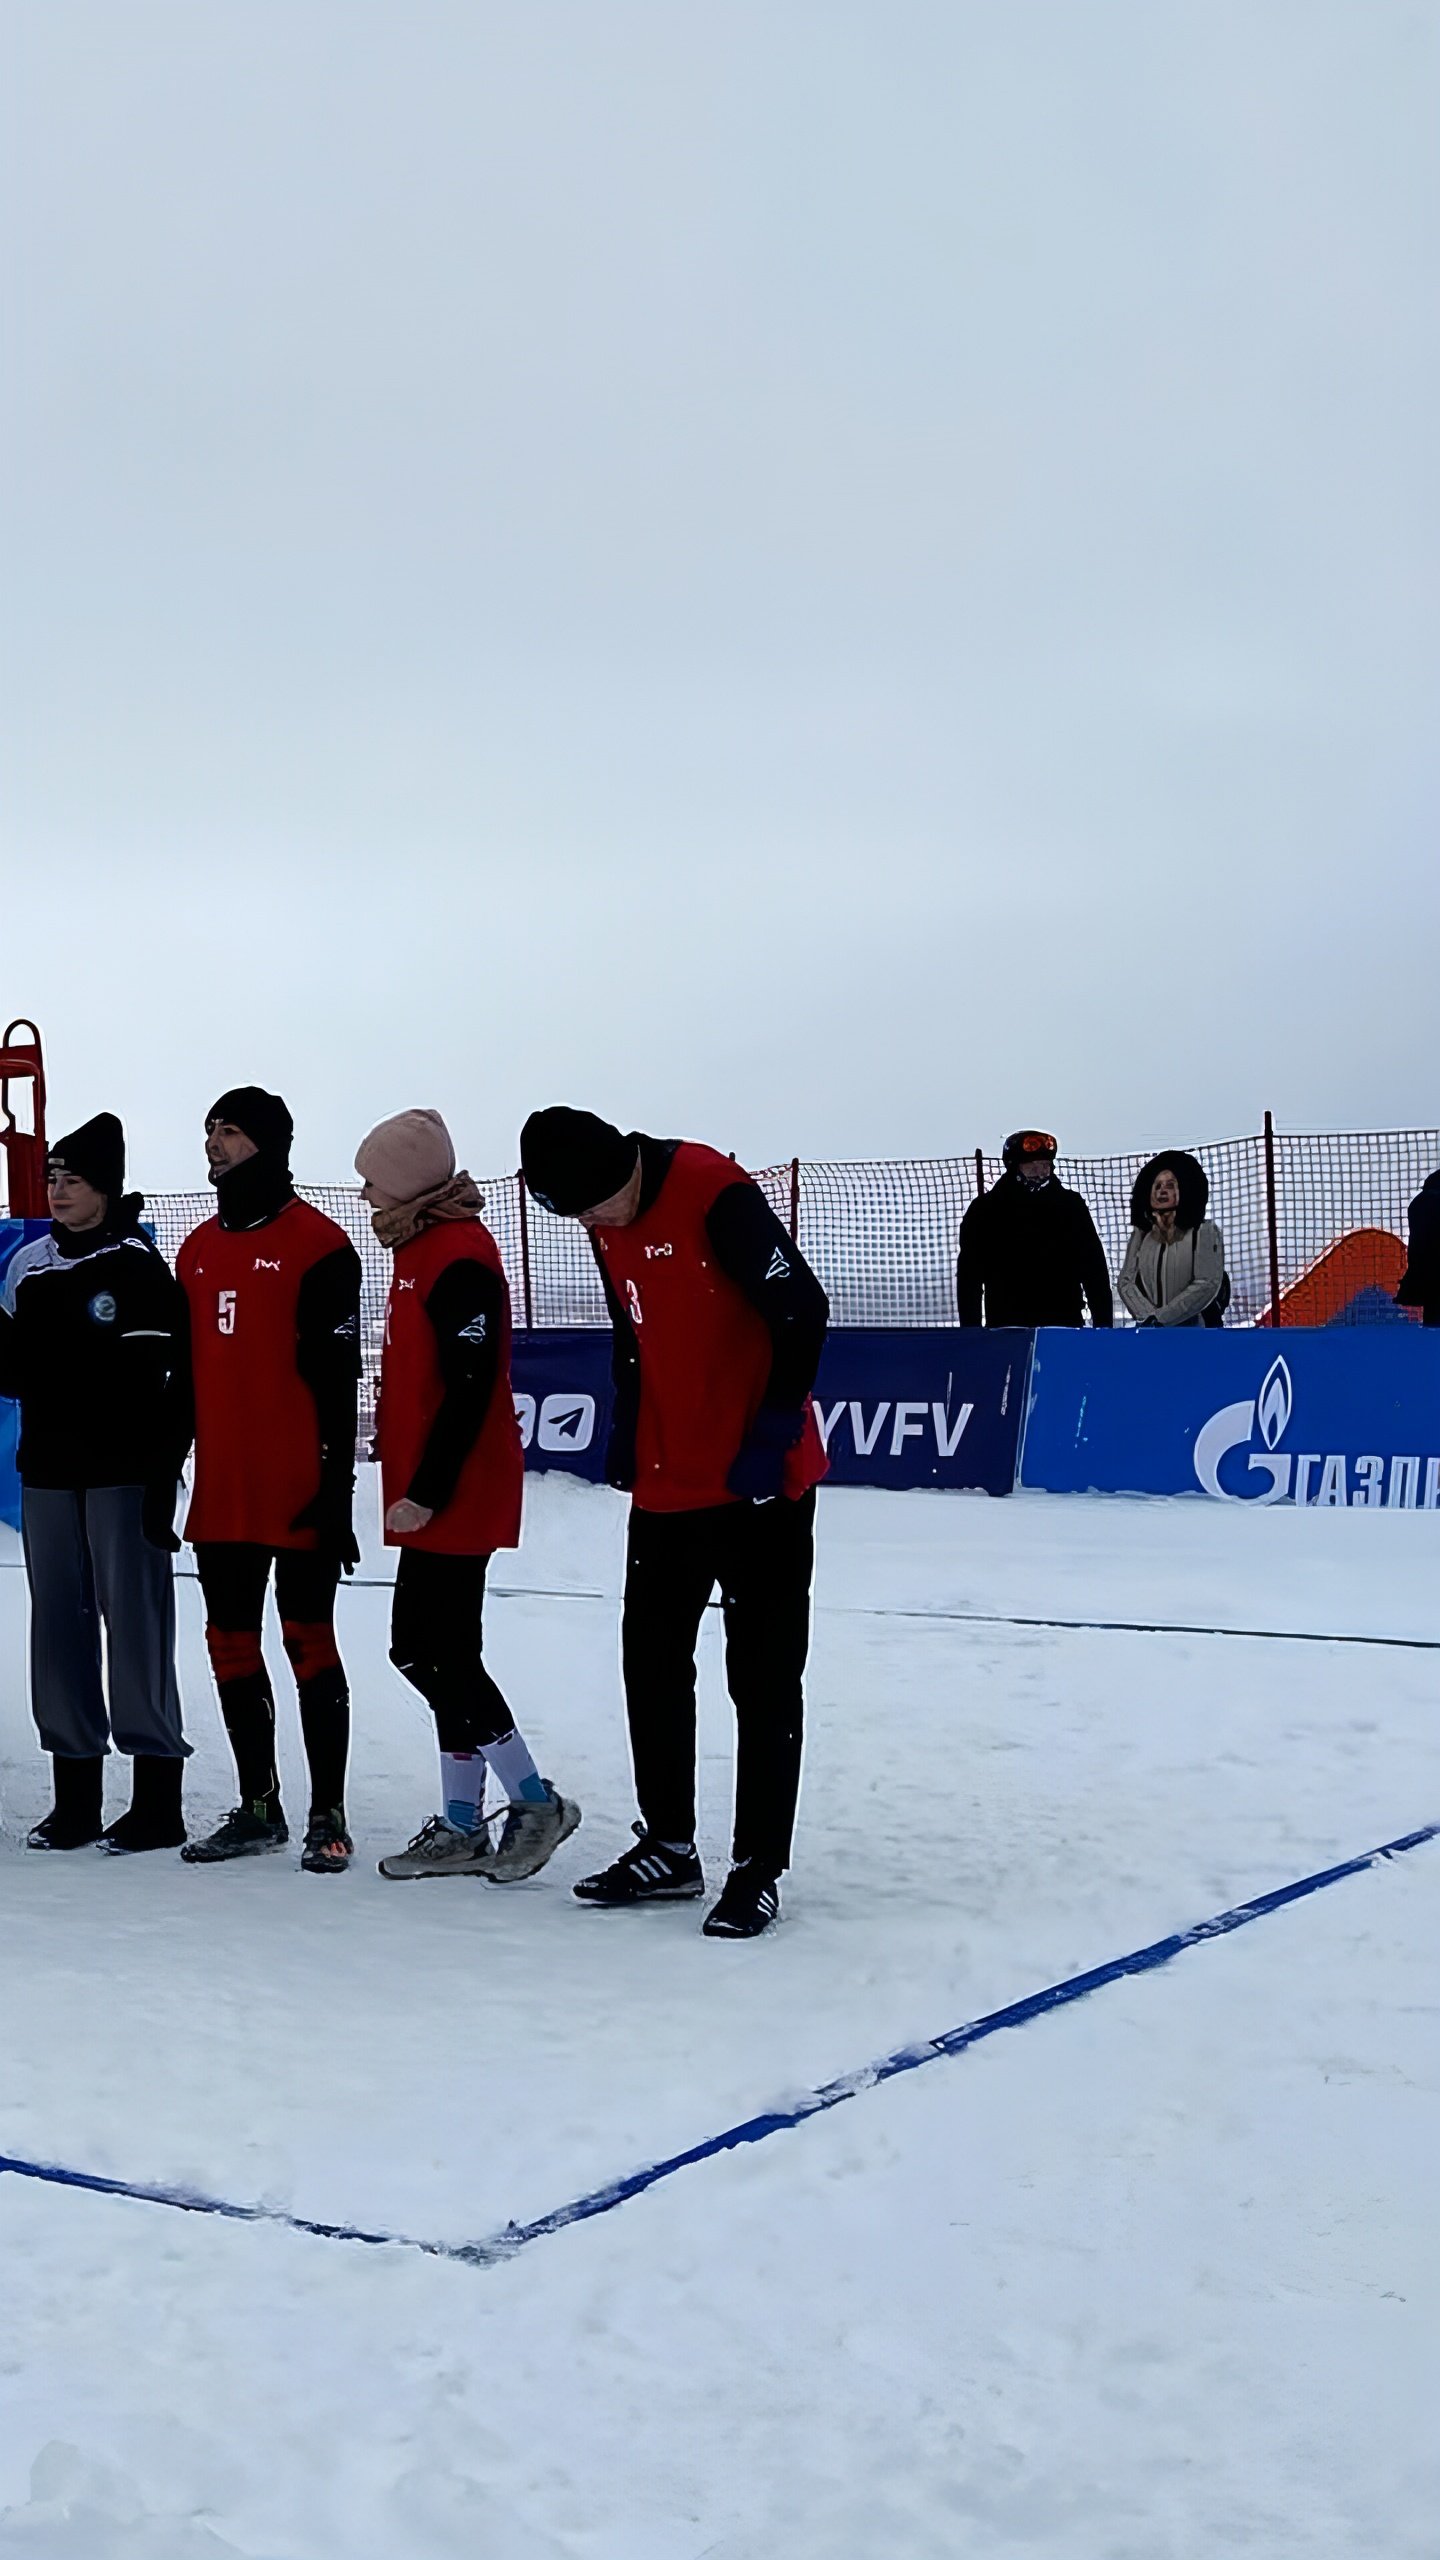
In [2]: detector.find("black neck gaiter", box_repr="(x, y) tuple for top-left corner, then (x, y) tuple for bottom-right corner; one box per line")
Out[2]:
(49, 1192), (147, 1260)
(214, 1155), (296, 1232)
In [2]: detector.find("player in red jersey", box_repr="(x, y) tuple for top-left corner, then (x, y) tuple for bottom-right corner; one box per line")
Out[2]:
(353, 1109), (579, 1884)
(174, 1087), (362, 1872)
(520, 1108), (829, 1938)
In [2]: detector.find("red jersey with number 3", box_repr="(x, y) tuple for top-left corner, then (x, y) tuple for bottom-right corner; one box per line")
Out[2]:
(594, 1143), (827, 1514)
(178, 1198), (350, 1548)
(378, 1221), (523, 1554)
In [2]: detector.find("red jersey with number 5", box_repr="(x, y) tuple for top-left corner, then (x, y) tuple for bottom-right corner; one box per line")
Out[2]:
(594, 1143), (828, 1513)
(178, 1199), (352, 1547)
(378, 1221), (523, 1554)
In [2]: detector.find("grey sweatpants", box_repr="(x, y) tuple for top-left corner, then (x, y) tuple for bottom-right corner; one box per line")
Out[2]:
(20, 1485), (188, 1760)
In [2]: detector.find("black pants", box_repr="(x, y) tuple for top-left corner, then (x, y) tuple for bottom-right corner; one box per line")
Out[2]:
(388, 1548), (513, 1752)
(195, 1544), (348, 1816)
(621, 1490), (816, 1875)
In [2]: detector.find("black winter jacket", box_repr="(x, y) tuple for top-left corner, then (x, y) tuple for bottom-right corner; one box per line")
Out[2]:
(0, 1211), (187, 1489)
(956, 1174), (1114, 1328)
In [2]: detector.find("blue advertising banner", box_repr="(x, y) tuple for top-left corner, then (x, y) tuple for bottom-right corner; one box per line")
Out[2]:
(511, 1326), (1029, 1495)
(0, 1220), (46, 1531)
(810, 1328), (1027, 1493)
(511, 1329), (614, 1482)
(13, 1290), (1436, 1519)
(1019, 1326), (1440, 1508)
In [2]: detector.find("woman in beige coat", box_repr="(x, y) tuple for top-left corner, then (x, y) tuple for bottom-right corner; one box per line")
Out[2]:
(1118, 1151), (1227, 1327)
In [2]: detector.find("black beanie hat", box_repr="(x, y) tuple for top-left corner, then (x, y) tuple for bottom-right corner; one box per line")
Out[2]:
(48, 1112), (125, 1201)
(520, 1108), (638, 1216)
(207, 1086), (294, 1162)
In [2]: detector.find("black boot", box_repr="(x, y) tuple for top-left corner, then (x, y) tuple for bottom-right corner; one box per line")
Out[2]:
(101, 1755), (187, 1854)
(27, 1754), (106, 1850)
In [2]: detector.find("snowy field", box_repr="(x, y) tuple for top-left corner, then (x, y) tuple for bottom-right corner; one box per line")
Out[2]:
(0, 1474), (1436, 2560)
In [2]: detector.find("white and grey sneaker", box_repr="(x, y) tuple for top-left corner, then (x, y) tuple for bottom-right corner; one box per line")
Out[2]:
(481, 1783), (582, 1883)
(377, 1815), (496, 1881)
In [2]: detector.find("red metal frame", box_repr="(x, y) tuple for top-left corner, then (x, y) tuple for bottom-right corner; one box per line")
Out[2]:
(0, 1019), (47, 1217)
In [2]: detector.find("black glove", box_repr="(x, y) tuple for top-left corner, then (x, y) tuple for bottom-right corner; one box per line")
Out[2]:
(726, 1407), (803, 1504)
(290, 1475), (361, 1576)
(141, 1479), (182, 1554)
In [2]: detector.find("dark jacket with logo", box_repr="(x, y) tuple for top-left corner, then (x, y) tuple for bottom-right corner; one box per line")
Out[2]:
(0, 1210), (186, 1489)
(1396, 1170), (1440, 1326)
(956, 1172), (1114, 1328)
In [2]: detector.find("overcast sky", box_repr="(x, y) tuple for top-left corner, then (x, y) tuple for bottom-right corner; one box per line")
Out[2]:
(3, 0), (1436, 1189)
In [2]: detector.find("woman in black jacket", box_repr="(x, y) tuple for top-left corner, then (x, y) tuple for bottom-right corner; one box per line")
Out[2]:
(0, 1114), (190, 1850)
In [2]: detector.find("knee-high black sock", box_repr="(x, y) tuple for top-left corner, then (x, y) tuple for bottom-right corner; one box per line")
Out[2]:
(218, 1675), (280, 1808)
(297, 1667), (350, 1818)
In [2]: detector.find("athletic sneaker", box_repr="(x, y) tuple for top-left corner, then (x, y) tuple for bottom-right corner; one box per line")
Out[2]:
(377, 1815), (497, 1881)
(702, 1862), (781, 1939)
(482, 1783), (582, 1883)
(181, 1801), (289, 1864)
(573, 1823), (703, 1907)
(301, 1809), (354, 1874)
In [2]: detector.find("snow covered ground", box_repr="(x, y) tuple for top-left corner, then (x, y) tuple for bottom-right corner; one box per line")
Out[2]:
(0, 1475), (1436, 2559)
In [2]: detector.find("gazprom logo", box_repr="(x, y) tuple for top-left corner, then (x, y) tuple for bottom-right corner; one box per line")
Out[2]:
(1193, 1354), (1440, 1508)
(1255, 1356), (1292, 1451)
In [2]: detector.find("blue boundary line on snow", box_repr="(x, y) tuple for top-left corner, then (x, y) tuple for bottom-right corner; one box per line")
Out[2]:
(2, 1821), (1435, 2268)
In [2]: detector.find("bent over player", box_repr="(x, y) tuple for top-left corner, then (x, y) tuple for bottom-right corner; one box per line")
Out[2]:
(520, 1107), (828, 1938)
(176, 1087), (362, 1872)
(355, 1108), (578, 1883)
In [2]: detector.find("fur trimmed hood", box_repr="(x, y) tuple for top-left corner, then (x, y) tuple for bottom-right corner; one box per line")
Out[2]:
(1129, 1149), (1210, 1233)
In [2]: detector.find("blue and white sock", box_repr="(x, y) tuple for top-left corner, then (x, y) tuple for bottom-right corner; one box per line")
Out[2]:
(439, 1750), (486, 1835)
(482, 1728), (549, 1807)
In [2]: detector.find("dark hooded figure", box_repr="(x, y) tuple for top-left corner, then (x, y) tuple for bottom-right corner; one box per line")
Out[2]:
(1395, 1170), (1440, 1325)
(0, 1112), (190, 1852)
(1117, 1149), (1228, 1328)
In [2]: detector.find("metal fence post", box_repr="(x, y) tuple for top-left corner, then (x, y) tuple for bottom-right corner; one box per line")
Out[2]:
(1263, 1111), (1282, 1329)
(974, 1146), (986, 1196)
(788, 1156), (800, 1243)
(517, 1169), (535, 1331)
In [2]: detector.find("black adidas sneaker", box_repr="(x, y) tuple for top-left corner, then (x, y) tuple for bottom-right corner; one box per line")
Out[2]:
(573, 1823), (703, 1906)
(702, 1862), (780, 1938)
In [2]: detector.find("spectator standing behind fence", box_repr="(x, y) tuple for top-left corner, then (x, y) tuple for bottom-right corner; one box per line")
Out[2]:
(956, 1130), (1113, 1329)
(1395, 1167), (1440, 1325)
(1117, 1152), (1227, 1328)
(0, 1113), (190, 1853)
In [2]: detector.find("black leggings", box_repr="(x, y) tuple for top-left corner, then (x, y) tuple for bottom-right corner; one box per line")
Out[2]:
(389, 1548), (513, 1753)
(195, 1543), (348, 1815)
